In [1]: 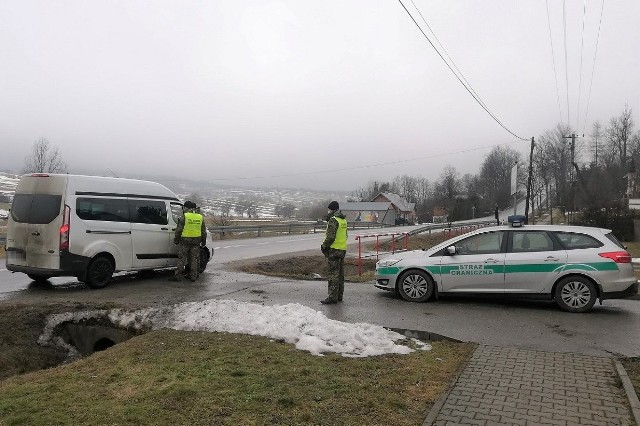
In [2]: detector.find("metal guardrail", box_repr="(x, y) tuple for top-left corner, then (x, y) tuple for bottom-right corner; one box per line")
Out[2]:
(208, 221), (389, 238)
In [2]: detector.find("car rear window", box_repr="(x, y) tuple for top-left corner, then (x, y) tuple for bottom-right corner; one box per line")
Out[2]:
(604, 232), (625, 249)
(10, 194), (62, 224)
(554, 231), (603, 249)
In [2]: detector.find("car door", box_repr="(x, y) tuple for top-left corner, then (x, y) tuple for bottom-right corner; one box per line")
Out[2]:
(504, 230), (567, 293)
(439, 230), (506, 293)
(129, 199), (173, 268)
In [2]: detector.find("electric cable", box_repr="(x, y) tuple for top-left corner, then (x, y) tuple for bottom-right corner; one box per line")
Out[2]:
(546, 0), (565, 125)
(156, 139), (526, 183)
(576, 0), (587, 130)
(408, 0), (494, 119)
(582, 0), (605, 134)
(563, 0), (571, 126)
(397, 0), (529, 141)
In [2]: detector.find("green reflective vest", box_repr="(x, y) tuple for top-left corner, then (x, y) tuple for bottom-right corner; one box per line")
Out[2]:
(328, 216), (348, 250)
(182, 212), (203, 238)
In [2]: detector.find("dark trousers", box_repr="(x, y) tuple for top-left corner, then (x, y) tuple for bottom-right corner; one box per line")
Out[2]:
(325, 248), (346, 301)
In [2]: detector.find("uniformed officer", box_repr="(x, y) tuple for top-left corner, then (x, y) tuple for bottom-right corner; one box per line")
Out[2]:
(170, 200), (207, 282)
(320, 200), (348, 304)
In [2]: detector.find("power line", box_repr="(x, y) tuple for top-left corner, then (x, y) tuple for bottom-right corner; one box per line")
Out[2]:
(562, 0), (571, 127)
(576, 0), (587, 129)
(582, 0), (605, 134)
(397, 0), (529, 141)
(155, 139), (526, 183)
(546, 0), (564, 125)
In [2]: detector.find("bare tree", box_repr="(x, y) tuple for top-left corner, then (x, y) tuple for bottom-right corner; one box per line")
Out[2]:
(605, 105), (634, 167)
(23, 138), (68, 173)
(477, 146), (521, 208)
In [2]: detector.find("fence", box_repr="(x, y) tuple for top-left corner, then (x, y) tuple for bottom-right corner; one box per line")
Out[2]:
(354, 232), (409, 276)
(208, 221), (387, 239)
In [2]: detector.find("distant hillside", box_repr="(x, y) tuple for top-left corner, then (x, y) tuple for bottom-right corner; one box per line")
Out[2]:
(0, 172), (348, 219)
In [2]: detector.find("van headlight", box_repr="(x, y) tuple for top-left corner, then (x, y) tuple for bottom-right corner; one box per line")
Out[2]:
(378, 258), (402, 267)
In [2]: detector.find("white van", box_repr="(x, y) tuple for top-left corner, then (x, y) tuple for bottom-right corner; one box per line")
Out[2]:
(5, 174), (211, 288)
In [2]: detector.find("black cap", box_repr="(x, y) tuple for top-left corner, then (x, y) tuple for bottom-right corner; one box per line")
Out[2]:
(328, 200), (339, 211)
(184, 201), (197, 209)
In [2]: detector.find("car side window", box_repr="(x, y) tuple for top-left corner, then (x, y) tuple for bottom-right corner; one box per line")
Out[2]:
(554, 232), (603, 249)
(511, 231), (554, 252)
(455, 232), (504, 255)
(128, 200), (168, 225)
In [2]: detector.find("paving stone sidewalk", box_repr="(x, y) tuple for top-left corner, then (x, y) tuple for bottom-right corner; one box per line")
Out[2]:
(425, 345), (634, 426)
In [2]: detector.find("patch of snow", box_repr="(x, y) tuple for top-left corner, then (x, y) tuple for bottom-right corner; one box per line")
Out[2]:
(39, 300), (431, 358)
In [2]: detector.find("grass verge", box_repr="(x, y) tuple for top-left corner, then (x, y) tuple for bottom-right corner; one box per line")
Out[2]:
(621, 358), (640, 401)
(0, 302), (474, 425)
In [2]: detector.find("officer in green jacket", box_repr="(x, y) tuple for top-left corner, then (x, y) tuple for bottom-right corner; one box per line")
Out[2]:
(320, 200), (348, 304)
(170, 200), (207, 282)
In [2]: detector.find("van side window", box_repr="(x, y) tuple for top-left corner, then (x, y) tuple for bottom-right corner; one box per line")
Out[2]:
(170, 203), (184, 224)
(77, 197), (129, 222)
(11, 194), (62, 224)
(554, 232), (603, 249)
(129, 200), (168, 225)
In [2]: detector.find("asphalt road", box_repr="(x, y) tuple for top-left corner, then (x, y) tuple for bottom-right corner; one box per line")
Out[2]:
(2, 224), (639, 357)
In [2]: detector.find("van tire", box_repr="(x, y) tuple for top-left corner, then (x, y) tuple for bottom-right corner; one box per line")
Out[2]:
(85, 256), (114, 289)
(27, 274), (51, 283)
(198, 247), (210, 274)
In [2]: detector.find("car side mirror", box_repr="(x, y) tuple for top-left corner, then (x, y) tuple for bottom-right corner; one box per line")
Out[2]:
(447, 246), (456, 255)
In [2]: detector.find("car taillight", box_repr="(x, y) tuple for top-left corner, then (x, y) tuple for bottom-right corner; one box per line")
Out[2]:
(598, 251), (632, 263)
(60, 204), (70, 251)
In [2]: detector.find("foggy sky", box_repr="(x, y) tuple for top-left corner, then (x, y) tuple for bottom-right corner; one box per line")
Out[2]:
(1, 0), (638, 191)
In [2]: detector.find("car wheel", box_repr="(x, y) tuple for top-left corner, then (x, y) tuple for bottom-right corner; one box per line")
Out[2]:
(397, 270), (434, 302)
(554, 276), (597, 313)
(27, 274), (51, 283)
(84, 256), (114, 289)
(197, 247), (210, 274)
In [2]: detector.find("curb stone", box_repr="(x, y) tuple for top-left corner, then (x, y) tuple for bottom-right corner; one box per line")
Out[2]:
(421, 344), (475, 426)
(616, 360), (640, 424)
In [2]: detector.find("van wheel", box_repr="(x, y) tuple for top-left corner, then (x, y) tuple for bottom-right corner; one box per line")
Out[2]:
(397, 270), (434, 302)
(85, 256), (114, 289)
(554, 276), (597, 313)
(198, 247), (210, 274)
(27, 274), (51, 283)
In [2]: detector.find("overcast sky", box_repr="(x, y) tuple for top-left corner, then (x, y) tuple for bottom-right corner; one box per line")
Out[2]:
(1, 1), (639, 191)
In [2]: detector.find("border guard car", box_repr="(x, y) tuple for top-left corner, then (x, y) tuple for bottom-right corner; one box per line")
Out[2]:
(374, 216), (638, 312)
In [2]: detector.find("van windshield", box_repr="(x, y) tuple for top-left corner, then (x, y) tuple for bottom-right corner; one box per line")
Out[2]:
(11, 194), (62, 224)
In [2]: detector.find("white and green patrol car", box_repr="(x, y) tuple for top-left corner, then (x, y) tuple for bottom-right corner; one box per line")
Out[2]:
(374, 217), (638, 312)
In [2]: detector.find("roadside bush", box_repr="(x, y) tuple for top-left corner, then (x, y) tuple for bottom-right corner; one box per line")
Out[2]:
(575, 207), (638, 241)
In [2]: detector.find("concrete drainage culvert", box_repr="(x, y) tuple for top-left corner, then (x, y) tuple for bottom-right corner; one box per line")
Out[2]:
(38, 299), (433, 360)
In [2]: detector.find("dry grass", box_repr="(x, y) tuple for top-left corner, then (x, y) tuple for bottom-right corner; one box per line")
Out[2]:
(0, 303), (475, 425)
(230, 254), (377, 283)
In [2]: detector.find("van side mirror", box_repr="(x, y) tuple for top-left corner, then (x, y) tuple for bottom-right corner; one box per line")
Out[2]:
(447, 246), (456, 255)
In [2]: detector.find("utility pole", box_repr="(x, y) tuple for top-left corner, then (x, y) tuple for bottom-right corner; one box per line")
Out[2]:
(563, 133), (577, 224)
(524, 137), (535, 223)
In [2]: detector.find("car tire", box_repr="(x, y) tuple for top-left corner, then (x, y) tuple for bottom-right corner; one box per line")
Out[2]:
(84, 256), (114, 289)
(554, 275), (597, 313)
(397, 269), (434, 302)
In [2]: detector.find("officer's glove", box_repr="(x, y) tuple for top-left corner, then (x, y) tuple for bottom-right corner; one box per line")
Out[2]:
(321, 245), (328, 254)
(174, 239), (180, 245)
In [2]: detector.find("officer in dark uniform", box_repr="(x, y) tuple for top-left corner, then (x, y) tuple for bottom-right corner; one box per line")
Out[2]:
(170, 201), (207, 282)
(320, 201), (348, 304)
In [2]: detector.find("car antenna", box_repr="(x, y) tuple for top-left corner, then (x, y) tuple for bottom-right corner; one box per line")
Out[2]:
(107, 168), (119, 178)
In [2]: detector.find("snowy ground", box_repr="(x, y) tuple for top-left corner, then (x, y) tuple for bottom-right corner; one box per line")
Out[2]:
(39, 299), (431, 358)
